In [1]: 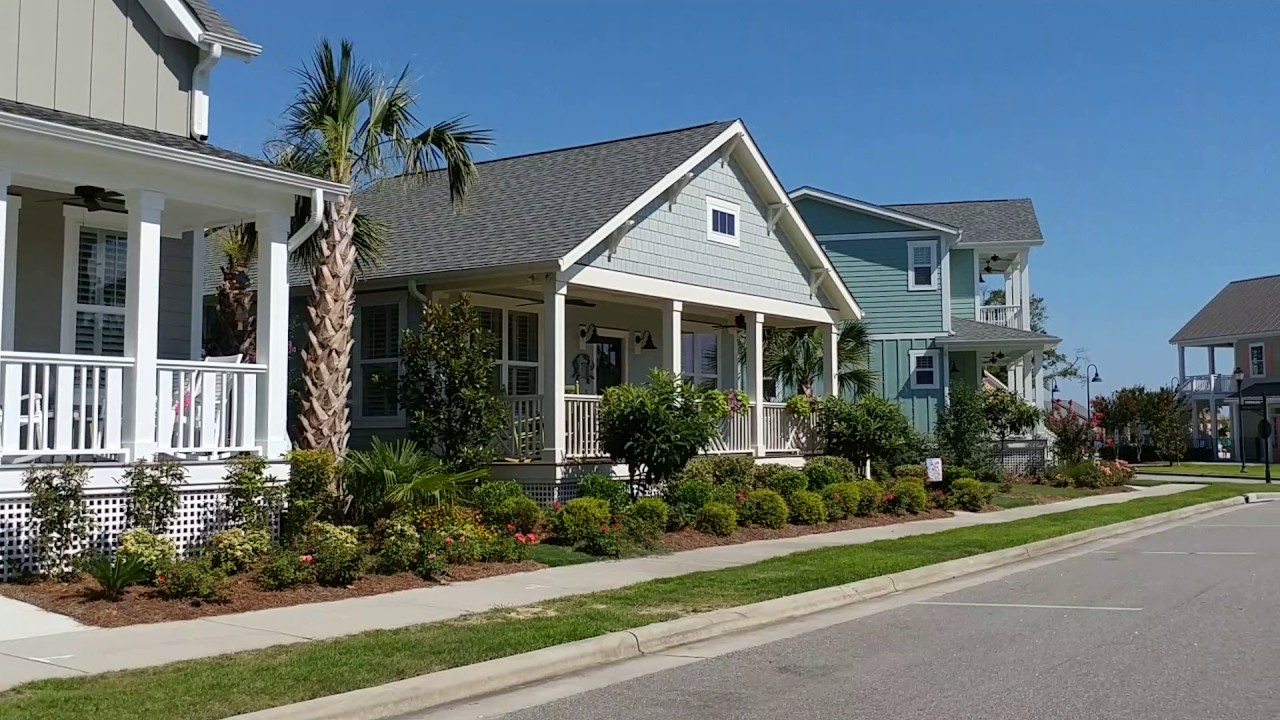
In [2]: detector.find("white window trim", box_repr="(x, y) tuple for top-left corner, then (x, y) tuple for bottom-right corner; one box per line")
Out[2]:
(61, 207), (130, 355)
(906, 239), (939, 292)
(681, 327), (722, 389)
(584, 327), (629, 395)
(1249, 342), (1266, 378)
(909, 349), (941, 390)
(705, 196), (741, 247)
(353, 291), (409, 428)
(474, 300), (542, 397)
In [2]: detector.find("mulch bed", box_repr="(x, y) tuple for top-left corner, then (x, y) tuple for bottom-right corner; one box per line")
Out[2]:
(0, 561), (543, 628)
(658, 510), (954, 552)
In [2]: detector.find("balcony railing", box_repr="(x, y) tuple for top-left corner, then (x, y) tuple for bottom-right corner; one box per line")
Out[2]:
(979, 305), (1022, 328)
(1178, 374), (1236, 395)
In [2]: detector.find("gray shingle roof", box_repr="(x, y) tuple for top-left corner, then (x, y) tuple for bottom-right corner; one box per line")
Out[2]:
(1241, 381), (1280, 398)
(181, 0), (253, 47)
(1169, 275), (1280, 344)
(353, 120), (736, 281)
(884, 199), (1042, 245)
(940, 317), (1060, 345)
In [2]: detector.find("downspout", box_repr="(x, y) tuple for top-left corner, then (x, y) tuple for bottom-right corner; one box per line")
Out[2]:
(406, 279), (429, 303)
(287, 188), (325, 252)
(190, 42), (222, 141)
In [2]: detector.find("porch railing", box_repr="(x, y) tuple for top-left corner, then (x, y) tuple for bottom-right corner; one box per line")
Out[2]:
(979, 304), (1022, 328)
(566, 394), (603, 458)
(498, 394), (543, 460)
(0, 351), (133, 460)
(1179, 374), (1235, 395)
(706, 409), (754, 454)
(156, 360), (266, 456)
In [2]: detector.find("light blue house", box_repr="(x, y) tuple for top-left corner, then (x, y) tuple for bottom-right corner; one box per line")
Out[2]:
(791, 188), (1059, 433)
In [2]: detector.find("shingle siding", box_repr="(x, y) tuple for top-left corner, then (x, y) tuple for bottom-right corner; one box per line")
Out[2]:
(820, 237), (943, 334)
(578, 154), (825, 307)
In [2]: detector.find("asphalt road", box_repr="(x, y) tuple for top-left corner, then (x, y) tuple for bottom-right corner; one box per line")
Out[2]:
(425, 499), (1280, 720)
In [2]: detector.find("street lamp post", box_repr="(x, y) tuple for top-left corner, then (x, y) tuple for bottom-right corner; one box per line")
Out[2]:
(1086, 364), (1102, 460)
(1235, 367), (1246, 473)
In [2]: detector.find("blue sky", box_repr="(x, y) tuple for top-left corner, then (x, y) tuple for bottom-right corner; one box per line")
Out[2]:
(209, 0), (1280, 402)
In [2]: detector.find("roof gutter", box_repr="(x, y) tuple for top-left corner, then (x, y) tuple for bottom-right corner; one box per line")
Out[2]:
(189, 42), (221, 141)
(286, 188), (325, 253)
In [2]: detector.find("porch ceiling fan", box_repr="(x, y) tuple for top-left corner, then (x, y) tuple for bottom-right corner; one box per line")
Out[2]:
(516, 298), (596, 308)
(39, 185), (126, 213)
(985, 351), (1006, 364)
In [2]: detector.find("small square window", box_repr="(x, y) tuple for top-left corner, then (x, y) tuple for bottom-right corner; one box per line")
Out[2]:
(910, 350), (940, 390)
(706, 197), (740, 246)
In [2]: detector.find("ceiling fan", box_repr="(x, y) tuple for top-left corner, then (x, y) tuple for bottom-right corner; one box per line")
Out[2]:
(516, 298), (596, 308)
(985, 351), (1007, 364)
(39, 186), (125, 213)
(709, 314), (748, 330)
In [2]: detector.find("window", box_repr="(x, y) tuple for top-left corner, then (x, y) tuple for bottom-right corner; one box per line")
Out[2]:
(1250, 343), (1266, 377)
(356, 302), (403, 421)
(907, 240), (938, 291)
(477, 306), (540, 395)
(73, 227), (128, 356)
(681, 332), (719, 388)
(909, 349), (940, 389)
(705, 197), (740, 246)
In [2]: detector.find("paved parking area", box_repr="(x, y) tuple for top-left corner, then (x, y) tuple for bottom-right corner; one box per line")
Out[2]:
(430, 500), (1280, 720)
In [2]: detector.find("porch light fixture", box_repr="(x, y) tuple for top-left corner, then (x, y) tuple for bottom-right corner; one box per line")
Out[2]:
(734, 314), (747, 330)
(580, 324), (605, 344)
(634, 330), (658, 352)
(949, 360), (958, 373)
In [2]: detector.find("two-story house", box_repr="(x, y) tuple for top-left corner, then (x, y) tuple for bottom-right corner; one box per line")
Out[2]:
(791, 187), (1059, 433)
(0, 0), (345, 487)
(1170, 273), (1280, 462)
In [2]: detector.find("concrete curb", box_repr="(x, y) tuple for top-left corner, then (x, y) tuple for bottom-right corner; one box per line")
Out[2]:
(230, 495), (1246, 720)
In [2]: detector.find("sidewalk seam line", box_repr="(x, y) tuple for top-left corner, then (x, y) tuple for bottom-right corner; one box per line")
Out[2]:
(0, 650), (89, 674)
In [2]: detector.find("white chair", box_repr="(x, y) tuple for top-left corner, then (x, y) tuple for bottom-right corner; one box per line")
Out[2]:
(0, 390), (48, 463)
(159, 354), (242, 458)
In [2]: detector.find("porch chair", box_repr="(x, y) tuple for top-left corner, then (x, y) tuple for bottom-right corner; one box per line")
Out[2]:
(158, 354), (243, 459)
(0, 389), (48, 464)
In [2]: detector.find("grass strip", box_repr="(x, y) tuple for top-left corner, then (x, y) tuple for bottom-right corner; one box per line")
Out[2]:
(0, 484), (1267, 720)
(1139, 463), (1278, 480)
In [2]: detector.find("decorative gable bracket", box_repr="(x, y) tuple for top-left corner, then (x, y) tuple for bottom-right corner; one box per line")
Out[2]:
(607, 219), (636, 258)
(766, 203), (787, 235)
(719, 134), (743, 165)
(808, 267), (828, 297)
(666, 172), (694, 210)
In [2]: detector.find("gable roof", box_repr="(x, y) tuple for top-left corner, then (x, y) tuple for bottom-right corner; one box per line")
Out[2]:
(137, 0), (259, 57)
(938, 317), (1060, 345)
(1169, 274), (1280, 345)
(884, 199), (1042, 246)
(788, 186), (960, 235)
(181, 0), (252, 46)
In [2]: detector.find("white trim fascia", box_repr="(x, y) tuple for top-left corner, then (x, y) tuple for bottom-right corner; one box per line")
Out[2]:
(557, 121), (862, 320)
(788, 187), (960, 235)
(1170, 331), (1277, 348)
(352, 290), (410, 429)
(816, 230), (954, 242)
(962, 239), (1045, 250)
(908, 348), (941, 390)
(937, 338), (1061, 350)
(940, 241), (952, 333)
(906, 239), (940, 292)
(0, 113), (347, 201)
(135, 1), (262, 58)
(563, 265), (842, 325)
(1249, 341), (1266, 378)
(868, 332), (947, 341)
(705, 196), (740, 246)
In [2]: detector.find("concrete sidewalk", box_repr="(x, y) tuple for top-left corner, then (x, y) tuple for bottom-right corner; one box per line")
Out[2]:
(0, 483), (1201, 690)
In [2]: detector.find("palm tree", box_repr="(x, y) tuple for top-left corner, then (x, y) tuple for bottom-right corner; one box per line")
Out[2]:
(278, 39), (492, 456)
(207, 223), (256, 358)
(758, 320), (877, 399)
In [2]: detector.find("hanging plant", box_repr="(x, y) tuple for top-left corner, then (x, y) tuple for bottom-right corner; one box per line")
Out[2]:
(785, 395), (815, 417)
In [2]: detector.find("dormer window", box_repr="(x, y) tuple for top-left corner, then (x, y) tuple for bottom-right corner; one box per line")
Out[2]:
(706, 197), (740, 246)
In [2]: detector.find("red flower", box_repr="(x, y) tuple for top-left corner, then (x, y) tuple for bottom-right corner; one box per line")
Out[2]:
(736, 493), (747, 500)
(299, 554), (314, 564)
(528, 533), (539, 544)
(601, 525), (610, 534)
(553, 503), (563, 510)
(445, 537), (455, 545)
(507, 524), (516, 532)
(156, 575), (167, 584)
(885, 493), (896, 502)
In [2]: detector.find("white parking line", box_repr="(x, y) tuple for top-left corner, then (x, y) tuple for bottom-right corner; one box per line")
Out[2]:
(1093, 550), (1258, 556)
(914, 601), (1142, 612)
(1197, 524), (1280, 528)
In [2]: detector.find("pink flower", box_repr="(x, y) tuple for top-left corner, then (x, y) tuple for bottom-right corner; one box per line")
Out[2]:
(299, 554), (314, 564)
(528, 533), (539, 544)
(459, 536), (467, 543)
(507, 524), (516, 532)
(445, 537), (454, 545)
(553, 503), (563, 510)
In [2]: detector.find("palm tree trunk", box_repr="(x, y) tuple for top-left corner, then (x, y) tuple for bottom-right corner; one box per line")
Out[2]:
(297, 199), (358, 456)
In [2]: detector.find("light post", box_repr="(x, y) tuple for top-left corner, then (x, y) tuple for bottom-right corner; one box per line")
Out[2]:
(1235, 367), (1246, 473)
(1086, 364), (1102, 459)
(1050, 380), (1060, 404)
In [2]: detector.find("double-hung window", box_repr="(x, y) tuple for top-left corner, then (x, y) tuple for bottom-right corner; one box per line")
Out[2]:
(1250, 343), (1266, 377)
(906, 240), (939, 291)
(681, 332), (719, 389)
(909, 349), (940, 390)
(73, 227), (128, 356)
(477, 307), (540, 395)
(355, 299), (405, 423)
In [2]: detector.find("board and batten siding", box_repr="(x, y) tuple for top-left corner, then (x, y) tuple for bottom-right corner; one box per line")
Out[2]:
(950, 248), (976, 321)
(870, 337), (943, 433)
(0, 0), (197, 136)
(821, 237), (943, 334)
(577, 154), (829, 308)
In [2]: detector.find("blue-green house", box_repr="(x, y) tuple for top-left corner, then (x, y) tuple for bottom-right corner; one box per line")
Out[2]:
(791, 187), (1060, 433)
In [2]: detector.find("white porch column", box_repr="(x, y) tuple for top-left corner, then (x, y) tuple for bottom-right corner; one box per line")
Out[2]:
(1019, 258), (1032, 330)
(255, 213), (290, 458)
(1032, 350), (1045, 408)
(1177, 345), (1187, 386)
(1208, 347), (1219, 453)
(1007, 263), (1021, 325)
(746, 312), (765, 456)
(189, 228), (206, 360)
(661, 300), (682, 377)
(818, 322), (838, 398)
(122, 190), (166, 459)
(540, 277), (567, 463)
(0, 178), (19, 352)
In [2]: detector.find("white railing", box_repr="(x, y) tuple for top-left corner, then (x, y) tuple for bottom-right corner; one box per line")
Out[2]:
(705, 409), (754, 454)
(499, 395), (543, 460)
(565, 394), (603, 458)
(1179, 374), (1236, 395)
(979, 304), (1022, 328)
(0, 351), (133, 460)
(156, 360), (265, 456)
(762, 402), (793, 452)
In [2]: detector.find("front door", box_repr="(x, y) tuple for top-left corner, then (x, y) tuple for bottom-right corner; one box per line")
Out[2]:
(592, 335), (625, 394)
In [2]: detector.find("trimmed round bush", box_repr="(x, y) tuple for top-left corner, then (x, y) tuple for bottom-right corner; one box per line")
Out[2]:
(821, 482), (861, 521)
(694, 502), (738, 537)
(491, 495), (543, 534)
(806, 456), (859, 484)
(758, 468), (807, 500)
(256, 550), (316, 591)
(551, 497), (612, 544)
(305, 523), (364, 587)
(577, 474), (632, 514)
(663, 479), (720, 529)
(803, 463), (844, 491)
(371, 518), (420, 575)
(209, 527), (271, 573)
(893, 464), (928, 482)
(752, 463), (792, 489)
(884, 480), (929, 515)
(741, 489), (790, 529)
(949, 478), (993, 512)
(626, 498), (670, 534)
(681, 456), (755, 495)
(855, 480), (885, 515)
(471, 481), (526, 520)
(943, 466), (977, 482)
(789, 490), (828, 525)
(118, 529), (176, 579)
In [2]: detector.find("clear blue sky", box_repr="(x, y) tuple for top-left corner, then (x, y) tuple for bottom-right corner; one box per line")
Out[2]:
(209, 0), (1280, 402)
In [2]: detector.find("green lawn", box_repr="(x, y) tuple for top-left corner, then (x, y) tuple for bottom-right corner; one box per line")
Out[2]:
(1139, 463), (1280, 480)
(987, 482), (1108, 509)
(1, 484), (1271, 720)
(528, 544), (599, 567)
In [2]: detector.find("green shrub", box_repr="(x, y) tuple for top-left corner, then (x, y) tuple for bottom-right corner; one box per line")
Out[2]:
(256, 550), (317, 591)
(803, 463), (844, 491)
(414, 535), (449, 581)
(821, 482), (861, 521)
(208, 528), (272, 573)
(471, 481), (526, 520)
(681, 456), (754, 495)
(815, 395), (915, 467)
(23, 462), (94, 579)
(694, 502), (738, 537)
(82, 554), (148, 600)
(741, 489), (789, 529)
(789, 490), (828, 525)
(550, 498), (612, 545)
(490, 496), (543, 534)
(348, 438), (479, 518)
(949, 478), (992, 512)
(578, 520), (626, 557)
(893, 464), (928, 482)
(283, 450), (339, 543)
(119, 459), (187, 534)
(943, 466), (977, 482)
(758, 468), (807, 500)
(884, 480), (929, 515)
(624, 498), (670, 545)
(305, 522), (364, 587)
(371, 518), (420, 575)
(117, 529), (176, 579)
(223, 455), (283, 531)
(806, 455), (859, 483)
(752, 464), (791, 489)
(577, 475), (632, 514)
(663, 479), (720, 529)
(157, 558), (228, 603)
(854, 480), (884, 515)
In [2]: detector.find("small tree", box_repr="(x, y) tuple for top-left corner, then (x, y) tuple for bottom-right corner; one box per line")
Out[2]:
(816, 395), (914, 468)
(935, 384), (993, 471)
(399, 295), (508, 470)
(1045, 400), (1091, 464)
(23, 462), (95, 579)
(1148, 388), (1191, 464)
(599, 370), (730, 497)
(118, 459), (188, 534)
(984, 389), (1041, 451)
